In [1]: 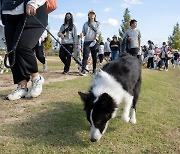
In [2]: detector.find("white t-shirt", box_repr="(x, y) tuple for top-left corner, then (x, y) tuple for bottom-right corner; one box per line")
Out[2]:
(98, 45), (104, 55)
(2, 0), (46, 15)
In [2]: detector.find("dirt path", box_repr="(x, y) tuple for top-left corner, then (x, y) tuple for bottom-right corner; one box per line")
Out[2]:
(0, 70), (80, 92)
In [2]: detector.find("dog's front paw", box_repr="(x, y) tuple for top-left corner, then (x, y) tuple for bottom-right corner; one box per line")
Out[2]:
(129, 118), (136, 124)
(121, 116), (130, 123)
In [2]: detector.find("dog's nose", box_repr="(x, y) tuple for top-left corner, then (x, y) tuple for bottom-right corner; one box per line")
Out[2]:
(90, 138), (97, 142)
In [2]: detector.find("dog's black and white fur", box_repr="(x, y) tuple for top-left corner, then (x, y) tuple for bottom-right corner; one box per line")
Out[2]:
(78, 53), (142, 142)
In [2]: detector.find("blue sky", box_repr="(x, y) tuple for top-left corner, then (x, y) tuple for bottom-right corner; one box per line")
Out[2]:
(50, 0), (179, 47)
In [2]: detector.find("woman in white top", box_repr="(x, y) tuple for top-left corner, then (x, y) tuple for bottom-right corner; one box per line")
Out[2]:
(98, 41), (104, 65)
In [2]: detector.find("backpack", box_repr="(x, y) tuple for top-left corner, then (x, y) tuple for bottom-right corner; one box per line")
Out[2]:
(46, 0), (57, 14)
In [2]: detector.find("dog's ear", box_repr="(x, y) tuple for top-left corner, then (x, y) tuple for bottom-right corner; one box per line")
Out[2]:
(98, 93), (117, 114)
(78, 91), (90, 110)
(78, 91), (89, 102)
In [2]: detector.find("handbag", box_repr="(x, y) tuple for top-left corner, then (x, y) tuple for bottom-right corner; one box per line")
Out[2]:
(89, 41), (99, 51)
(87, 23), (99, 50)
(46, 0), (57, 14)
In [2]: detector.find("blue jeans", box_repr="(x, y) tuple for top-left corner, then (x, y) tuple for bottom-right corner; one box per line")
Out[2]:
(111, 51), (119, 60)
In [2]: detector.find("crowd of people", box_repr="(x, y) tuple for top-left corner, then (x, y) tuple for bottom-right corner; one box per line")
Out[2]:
(56, 17), (142, 76)
(142, 41), (180, 71)
(0, 0), (179, 101)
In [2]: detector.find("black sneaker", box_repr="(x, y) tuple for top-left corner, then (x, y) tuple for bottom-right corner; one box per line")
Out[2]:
(62, 71), (68, 75)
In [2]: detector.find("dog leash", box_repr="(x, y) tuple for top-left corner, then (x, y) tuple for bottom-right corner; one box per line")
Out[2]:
(32, 15), (91, 74)
(4, 17), (28, 68)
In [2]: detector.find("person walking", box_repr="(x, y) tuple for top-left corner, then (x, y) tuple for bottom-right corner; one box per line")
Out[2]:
(58, 12), (78, 74)
(80, 10), (101, 75)
(33, 29), (48, 72)
(1, 0), (48, 100)
(124, 19), (141, 57)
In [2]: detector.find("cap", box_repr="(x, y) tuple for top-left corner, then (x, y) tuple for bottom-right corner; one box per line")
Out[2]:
(88, 10), (96, 15)
(112, 35), (117, 38)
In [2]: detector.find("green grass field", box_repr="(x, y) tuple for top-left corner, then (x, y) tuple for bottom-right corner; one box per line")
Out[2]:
(0, 57), (179, 154)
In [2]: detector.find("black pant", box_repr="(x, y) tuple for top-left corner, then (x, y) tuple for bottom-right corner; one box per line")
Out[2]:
(147, 57), (154, 68)
(127, 48), (139, 57)
(161, 58), (168, 69)
(82, 41), (98, 72)
(33, 42), (45, 64)
(59, 44), (73, 73)
(98, 54), (104, 63)
(3, 14), (45, 84)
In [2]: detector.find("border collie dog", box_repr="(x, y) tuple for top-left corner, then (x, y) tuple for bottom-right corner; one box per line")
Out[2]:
(78, 53), (142, 142)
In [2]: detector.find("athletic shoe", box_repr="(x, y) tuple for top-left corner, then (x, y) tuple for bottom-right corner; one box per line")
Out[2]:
(79, 70), (87, 76)
(62, 71), (69, 75)
(26, 75), (44, 98)
(7, 85), (28, 101)
(42, 61), (47, 72)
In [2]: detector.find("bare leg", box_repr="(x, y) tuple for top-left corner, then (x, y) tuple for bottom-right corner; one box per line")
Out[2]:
(31, 72), (39, 79)
(18, 80), (27, 87)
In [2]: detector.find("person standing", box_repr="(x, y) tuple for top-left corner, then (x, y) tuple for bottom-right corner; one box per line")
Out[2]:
(80, 10), (101, 75)
(147, 40), (155, 69)
(104, 37), (111, 62)
(173, 51), (179, 68)
(124, 19), (141, 57)
(1, 0), (48, 100)
(73, 35), (83, 72)
(110, 35), (120, 61)
(160, 42), (169, 71)
(98, 41), (104, 65)
(58, 12), (78, 74)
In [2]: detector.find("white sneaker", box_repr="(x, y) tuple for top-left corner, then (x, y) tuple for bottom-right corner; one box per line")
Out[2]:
(26, 75), (44, 98)
(7, 85), (28, 101)
(79, 70), (87, 76)
(0, 69), (3, 74)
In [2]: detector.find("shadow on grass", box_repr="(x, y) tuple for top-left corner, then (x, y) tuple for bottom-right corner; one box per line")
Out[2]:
(11, 101), (90, 148)
(0, 93), (9, 100)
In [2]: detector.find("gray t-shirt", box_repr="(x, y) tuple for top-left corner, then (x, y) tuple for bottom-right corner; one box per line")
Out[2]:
(58, 24), (78, 45)
(104, 41), (111, 53)
(124, 28), (141, 48)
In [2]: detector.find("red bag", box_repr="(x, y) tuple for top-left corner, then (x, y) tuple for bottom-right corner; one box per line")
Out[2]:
(46, 0), (57, 14)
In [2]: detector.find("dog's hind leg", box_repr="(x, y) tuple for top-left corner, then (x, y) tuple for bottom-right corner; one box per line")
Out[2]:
(121, 95), (133, 123)
(130, 76), (141, 124)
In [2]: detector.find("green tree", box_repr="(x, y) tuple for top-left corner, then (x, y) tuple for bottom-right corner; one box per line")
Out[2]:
(119, 8), (131, 42)
(43, 32), (53, 56)
(168, 23), (180, 50)
(97, 34), (103, 43)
